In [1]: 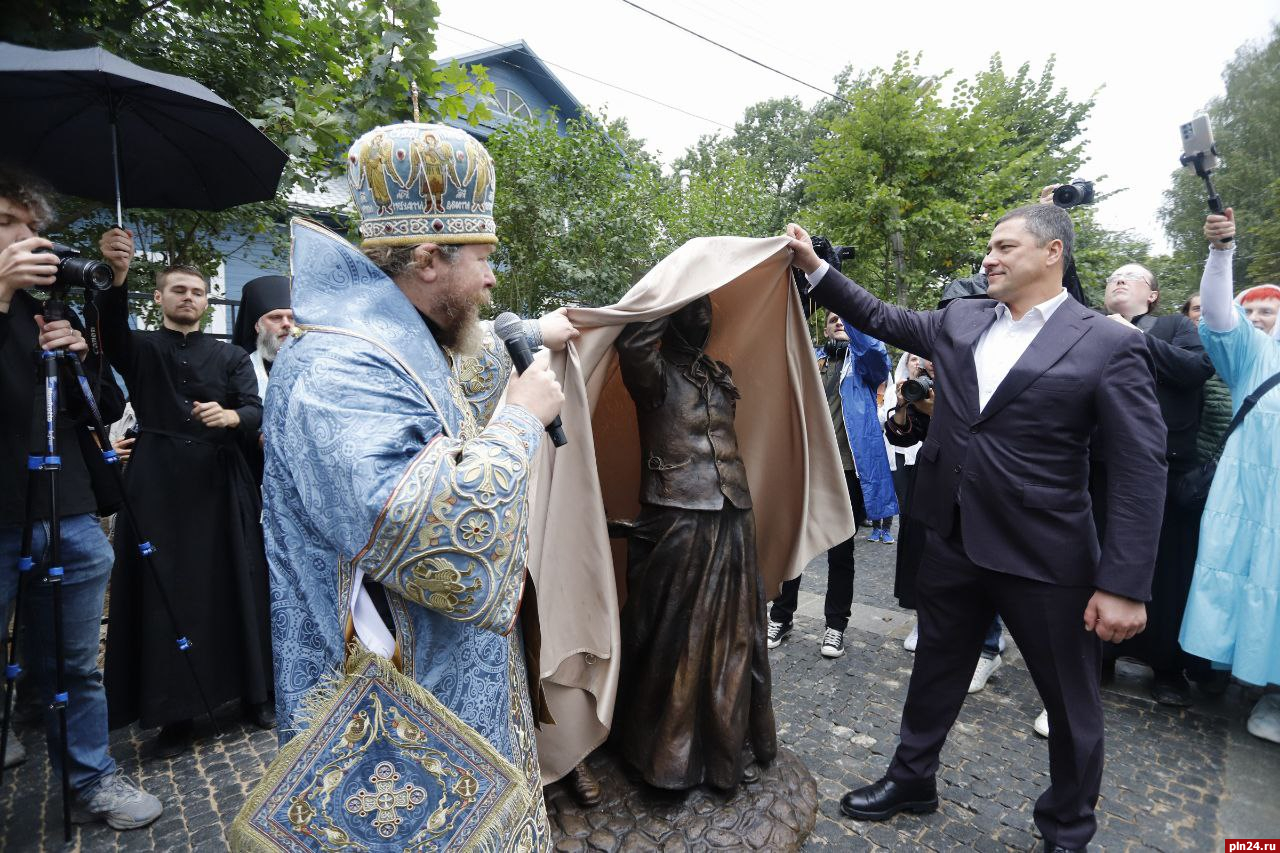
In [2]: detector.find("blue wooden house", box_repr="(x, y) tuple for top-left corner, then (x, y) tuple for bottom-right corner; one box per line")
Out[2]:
(213, 40), (583, 338)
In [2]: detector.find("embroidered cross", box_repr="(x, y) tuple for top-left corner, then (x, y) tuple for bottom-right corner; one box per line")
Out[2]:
(453, 774), (478, 798)
(345, 761), (428, 839)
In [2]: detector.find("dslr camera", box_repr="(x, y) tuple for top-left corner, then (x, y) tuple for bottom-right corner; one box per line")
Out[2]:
(32, 243), (114, 298)
(901, 374), (934, 404)
(1052, 180), (1095, 210)
(809, 235), (855, 273)
(792, 235), (855, 301)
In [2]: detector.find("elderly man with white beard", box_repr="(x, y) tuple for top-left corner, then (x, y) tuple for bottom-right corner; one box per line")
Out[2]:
(232, 275), (293, 484)
(233, 274), (293, 398)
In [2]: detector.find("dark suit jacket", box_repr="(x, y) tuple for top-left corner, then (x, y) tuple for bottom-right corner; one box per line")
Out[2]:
(1133, 313), (1214, 466)
(811, 267), (1167, 601)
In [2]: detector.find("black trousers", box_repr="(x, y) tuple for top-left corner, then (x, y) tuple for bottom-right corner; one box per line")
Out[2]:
(887, 522), (1104, 850)
(771, 470), (863, 632)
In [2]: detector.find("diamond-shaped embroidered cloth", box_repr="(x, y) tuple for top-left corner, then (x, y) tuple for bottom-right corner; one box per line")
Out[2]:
(231, 647), (540, 852)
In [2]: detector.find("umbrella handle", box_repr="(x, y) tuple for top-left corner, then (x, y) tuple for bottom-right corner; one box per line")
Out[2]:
(110, 107), (123, 228)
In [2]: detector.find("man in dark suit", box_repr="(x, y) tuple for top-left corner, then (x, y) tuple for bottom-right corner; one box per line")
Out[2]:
(785, 205), (1166, 853)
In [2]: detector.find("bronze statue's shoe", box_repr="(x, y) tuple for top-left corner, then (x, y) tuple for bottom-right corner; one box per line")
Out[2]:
(566, 761), (602, 807)
(742, 762), (761, 784)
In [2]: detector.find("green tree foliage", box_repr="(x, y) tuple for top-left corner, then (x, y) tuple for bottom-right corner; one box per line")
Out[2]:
(5, 0), (490, 288)
(1160, 24), (1280, 296)
(674, 97), (822, 234)
(804, 53), (1102, 307)
(655, 153), (777, 249)
(488, 111), (786, 314)
(486, 113), (666, 315)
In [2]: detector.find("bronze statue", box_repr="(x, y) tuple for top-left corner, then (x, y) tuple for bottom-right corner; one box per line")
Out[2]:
(610, 296), (777, 791)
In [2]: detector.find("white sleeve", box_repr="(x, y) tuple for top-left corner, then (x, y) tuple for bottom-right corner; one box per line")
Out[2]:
(1199, 247), (1237, 333)
(804, 260), (830, 290)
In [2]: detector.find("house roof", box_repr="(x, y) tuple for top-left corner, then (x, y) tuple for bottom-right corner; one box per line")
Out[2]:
(441, 40), (583, 127)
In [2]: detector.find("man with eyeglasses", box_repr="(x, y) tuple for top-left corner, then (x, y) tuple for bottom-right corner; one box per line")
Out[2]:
(1089, 263), (1216, 708)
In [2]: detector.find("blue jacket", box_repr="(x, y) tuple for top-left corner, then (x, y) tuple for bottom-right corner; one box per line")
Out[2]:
(818, 329), (899, 520)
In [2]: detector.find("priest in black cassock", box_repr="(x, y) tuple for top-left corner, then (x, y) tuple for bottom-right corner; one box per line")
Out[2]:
(96, 228), (274, 758)
(232, 275), (292, 485)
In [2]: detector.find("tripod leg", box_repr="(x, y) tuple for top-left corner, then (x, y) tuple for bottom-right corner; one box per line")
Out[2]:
(37, 350), (73, 842)
(63, 355), (221, 735)
(0, 460), (40, 784)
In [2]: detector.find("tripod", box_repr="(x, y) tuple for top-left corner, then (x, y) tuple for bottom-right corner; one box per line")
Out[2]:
(0, 293), (218, 841)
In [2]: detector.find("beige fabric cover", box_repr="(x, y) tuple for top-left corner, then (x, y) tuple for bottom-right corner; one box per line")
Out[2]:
(524, 235), (856, 782)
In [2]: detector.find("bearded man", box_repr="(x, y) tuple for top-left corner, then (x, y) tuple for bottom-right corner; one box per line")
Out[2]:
(262, 122), (573, 849)
(232, 274), (293, 397)
(232, 275), (292, 484)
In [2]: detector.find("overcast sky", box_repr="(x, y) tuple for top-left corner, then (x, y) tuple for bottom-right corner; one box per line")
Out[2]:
(435, 0), (1279, 253)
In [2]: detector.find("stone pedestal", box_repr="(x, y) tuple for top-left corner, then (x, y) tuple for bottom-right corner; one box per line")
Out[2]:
(544, 747), (817, 852)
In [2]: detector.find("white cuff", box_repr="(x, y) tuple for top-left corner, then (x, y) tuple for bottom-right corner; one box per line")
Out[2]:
(804, 260), (830, 291)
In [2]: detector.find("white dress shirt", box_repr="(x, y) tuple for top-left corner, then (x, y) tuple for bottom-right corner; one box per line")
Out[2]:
(805, 260), (1070, 412)
(972, 289), (1070, 411)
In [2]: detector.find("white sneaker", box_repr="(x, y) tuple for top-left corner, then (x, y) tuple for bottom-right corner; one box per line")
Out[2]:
(968, 655), (1002, 693)
(1033, 709), (1050, 738)
(766, 620), (791, 650)
(2, 735), (26, 769)
(903, 624), (918, 653)
(73, 771), (163, 830)
(1247, 694), (1280, 744)
(820, 628), (846, 659)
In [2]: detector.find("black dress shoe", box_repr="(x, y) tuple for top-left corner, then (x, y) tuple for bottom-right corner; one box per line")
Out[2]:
(741, 762), (761, 784)
(152, 719), (194, 759)
(1046, 845), (1084, 853)
(839, 776), (938, 821)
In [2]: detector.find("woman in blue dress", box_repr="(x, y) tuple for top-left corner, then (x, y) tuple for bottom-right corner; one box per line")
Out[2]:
(1179, 210), (1280, 743)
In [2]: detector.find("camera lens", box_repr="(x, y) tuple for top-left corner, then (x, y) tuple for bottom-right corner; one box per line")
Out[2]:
(901, 377), (932, 403)
(1052, 185), (1081, 208)
(59, 257), (115, 291)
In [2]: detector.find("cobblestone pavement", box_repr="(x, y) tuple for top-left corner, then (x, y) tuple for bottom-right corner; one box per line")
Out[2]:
(2, 523), (1277, 851)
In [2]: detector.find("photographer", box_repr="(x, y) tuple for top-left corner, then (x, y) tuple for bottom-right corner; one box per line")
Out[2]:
(767, 311), (897, 659)
(0, 167), (161, 828)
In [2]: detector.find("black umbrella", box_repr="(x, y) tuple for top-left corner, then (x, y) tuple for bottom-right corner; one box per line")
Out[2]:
(0, 42), (287, 224)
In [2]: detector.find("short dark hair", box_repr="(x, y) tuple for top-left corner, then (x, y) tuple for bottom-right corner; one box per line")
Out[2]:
(156, 264), (209, 291)
(1141, 265), (1160, 310)
(0, 165), (54, 229)
(996, 204), (1074, 263)
(361, 242), (463, 279)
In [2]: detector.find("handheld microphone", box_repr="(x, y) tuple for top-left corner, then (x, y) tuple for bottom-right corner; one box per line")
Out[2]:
(493, 312), (567, 448)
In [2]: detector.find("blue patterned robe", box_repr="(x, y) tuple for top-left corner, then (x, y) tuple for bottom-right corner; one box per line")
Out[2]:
(262, 220), (548, 846)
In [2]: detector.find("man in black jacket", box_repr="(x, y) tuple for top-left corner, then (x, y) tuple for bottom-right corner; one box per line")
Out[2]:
(785, 204), (1166, 853)
(1098, 263), (1214, 706)
(95, 232), (273, 759)
(0, 168), (161, 828)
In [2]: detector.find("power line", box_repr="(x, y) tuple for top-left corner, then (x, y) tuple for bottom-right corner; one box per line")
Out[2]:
(616, 0), (852, 106)
(437, 22), (735, 131)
